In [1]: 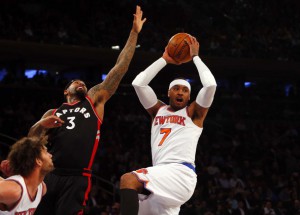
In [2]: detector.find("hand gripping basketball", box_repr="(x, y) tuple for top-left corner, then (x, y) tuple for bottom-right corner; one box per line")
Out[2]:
(167, 33), (193, 64)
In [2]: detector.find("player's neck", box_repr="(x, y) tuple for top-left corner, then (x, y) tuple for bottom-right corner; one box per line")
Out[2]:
(68, 96), (82, 104)
(23, 172), (42, 199)
(168, 105), (186, 112)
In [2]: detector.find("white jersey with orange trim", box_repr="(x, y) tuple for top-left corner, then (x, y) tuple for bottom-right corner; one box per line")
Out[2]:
(0, 175), (43, 215)
(151, 105), (203, 166)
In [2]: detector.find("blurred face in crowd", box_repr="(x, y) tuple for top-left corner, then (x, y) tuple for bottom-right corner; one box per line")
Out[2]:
(168, 84), (190, 111)
(64, 80), (87, 100)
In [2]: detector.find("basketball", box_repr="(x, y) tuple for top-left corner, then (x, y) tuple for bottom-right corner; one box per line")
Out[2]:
(167, 33), (192, 64)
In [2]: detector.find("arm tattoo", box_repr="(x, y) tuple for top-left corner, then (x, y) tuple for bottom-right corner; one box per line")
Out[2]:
(28, 124), (48, 137)
(28, 110), (52, 137)
(90, 31), (138, 97)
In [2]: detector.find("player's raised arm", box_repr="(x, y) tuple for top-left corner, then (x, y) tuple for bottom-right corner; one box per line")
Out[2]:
(187, 36), (217, 127)
(88, 6), (146, 106)
(132, 46), (183, 118)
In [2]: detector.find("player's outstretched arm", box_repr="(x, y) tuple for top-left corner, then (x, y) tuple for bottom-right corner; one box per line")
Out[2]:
(132, 49), (173, 118)
(88, 6), (146, 105)
(187, 36), (217, 127)
(28, 109), (64, 137)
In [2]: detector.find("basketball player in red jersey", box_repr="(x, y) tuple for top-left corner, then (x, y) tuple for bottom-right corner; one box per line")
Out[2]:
(1, 6), (146, 215)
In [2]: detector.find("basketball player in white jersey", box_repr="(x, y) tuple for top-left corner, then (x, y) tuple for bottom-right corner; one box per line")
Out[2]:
(0, 137), (53, 215)
(120, 36), (217, 215)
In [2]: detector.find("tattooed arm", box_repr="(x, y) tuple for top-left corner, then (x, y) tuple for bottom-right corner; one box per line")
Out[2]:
(28, 109), (64, 137)
(88, 6), (146, 119)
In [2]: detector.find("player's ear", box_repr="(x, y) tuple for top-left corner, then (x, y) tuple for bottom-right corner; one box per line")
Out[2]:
(168, 90), (170, 97)
(64, 89), (68, 96)
(36, 158), (42, 167)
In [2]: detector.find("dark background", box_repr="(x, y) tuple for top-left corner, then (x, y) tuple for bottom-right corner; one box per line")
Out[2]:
(0, 0), (300, 214)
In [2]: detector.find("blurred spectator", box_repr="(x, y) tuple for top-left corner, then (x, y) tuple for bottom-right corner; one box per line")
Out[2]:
(263, 200), (276, 215)
(0, 0), (299, 61)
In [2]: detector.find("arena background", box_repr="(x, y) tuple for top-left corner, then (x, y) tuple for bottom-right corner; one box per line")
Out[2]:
(0, 0), (299, 214)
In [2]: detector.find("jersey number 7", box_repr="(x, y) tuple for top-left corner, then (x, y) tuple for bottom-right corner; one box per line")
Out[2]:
(158, 128), (171, 146)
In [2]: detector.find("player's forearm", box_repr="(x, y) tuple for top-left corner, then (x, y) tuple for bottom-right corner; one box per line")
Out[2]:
(101, 30), (139, 96)
(132, 58), (166, 109)
(28, 122), (48, 137)
(194, 56), (217, 107)
(115, 30), (138, 66)
(193, 56), (217, 87)
(132, 58), (166, 87)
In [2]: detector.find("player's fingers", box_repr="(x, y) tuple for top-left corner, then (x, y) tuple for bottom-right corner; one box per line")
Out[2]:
(136, 5), (141, 14)
(54, 121), (63, 126)
(185, 38), (192, 46)
(53, 116), (64, 123)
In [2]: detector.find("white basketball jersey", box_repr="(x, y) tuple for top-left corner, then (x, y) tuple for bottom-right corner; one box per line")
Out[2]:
(0, 175), (43, 215)
(151, 105), (203, 166)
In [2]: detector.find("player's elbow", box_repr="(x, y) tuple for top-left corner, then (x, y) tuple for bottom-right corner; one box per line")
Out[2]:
(196, 85), (217, 108)
(132, 80), (139, 88)
(132, 72), (146, 87)
(205, 85), (217, 96)
(208, 84), (217, 91)
(207, 80), (217, 88)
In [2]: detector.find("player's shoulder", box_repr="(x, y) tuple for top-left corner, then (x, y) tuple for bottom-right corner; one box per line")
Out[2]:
(2, 179), (23, 197)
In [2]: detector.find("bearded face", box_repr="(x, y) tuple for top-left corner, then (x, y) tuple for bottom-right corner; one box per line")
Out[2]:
(64, 80), (88, 101)
(39, 146), (54, 175)
(168, 85), (190, 111)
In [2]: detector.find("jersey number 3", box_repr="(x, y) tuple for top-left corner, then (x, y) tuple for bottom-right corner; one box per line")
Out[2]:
(66, 116), (76, 129)
(158, 128), (171, 146)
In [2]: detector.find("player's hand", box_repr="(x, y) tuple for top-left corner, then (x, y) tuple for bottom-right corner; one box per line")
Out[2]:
(186, 36), (199, 57)
(132, 5), (147, 33)
(162, 46), (182, 65)
(40, 116), (64, 128)
(1, 160), (12, 177)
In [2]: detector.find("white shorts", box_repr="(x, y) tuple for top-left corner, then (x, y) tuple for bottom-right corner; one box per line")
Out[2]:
(132, 163), (197, 215)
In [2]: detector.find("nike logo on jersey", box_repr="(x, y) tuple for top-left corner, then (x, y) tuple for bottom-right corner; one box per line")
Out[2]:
(154, 115), (186, 126)
(55, 107), (91, 118)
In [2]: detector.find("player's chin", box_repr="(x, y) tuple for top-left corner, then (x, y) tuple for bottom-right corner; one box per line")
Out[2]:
(76, 91), (87, 99)
(173, 103), (185, 110)
(48, 164), (55, 173)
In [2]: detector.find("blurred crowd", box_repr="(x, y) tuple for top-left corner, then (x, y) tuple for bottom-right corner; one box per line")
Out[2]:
(0, 0), (299, 61)
(0, 73), (299, 214)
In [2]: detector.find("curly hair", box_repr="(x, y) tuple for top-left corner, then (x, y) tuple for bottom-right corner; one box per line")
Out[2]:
(8, 137), (47, 177)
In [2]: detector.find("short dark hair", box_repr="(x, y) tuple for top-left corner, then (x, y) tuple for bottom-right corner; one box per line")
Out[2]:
(64, 79), (82, 90)
(8, 137), (47, 177)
